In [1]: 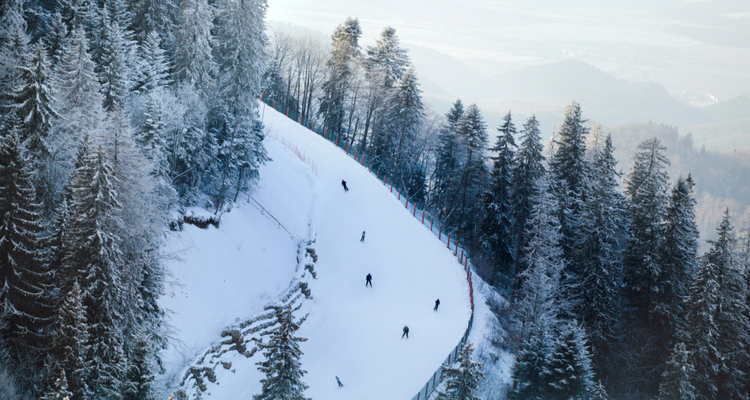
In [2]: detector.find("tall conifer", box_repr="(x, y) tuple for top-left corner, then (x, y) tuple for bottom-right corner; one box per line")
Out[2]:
(254, 305), (310, 400)
(481, 110), (516, 287)
(0, 126), (53, 365)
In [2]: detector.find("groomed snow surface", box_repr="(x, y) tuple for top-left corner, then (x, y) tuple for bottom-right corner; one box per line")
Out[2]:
(159, 103), (485, 399)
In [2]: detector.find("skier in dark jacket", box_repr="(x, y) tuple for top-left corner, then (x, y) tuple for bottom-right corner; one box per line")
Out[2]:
(360, 231), (366, 242)
(366, 273), (372, 287)
(341, 180), (349, 192)
(434, 298), (440, 311)
(336, 376), (344, 387)
(402, 325), (409, 339)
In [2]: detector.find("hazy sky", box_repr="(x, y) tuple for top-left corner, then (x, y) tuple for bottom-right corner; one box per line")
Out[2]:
(266, 0), (750, 102)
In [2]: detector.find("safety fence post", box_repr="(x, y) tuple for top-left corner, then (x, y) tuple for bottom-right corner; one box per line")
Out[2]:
(324, 127), (327, 139)
(460, 249), (464, 264)
(398, 189), (401, 200)
(431, 217), (434, 231)
(311, 121), (314, 131)
(346, 141), (350, 154)
(273, 100), (276, 109)
(335, 135), (339, 147)
(438, 225), (441, 239)
(354, 149), (357, 159)
(405, 196), (409, 209)
(446, 234), (450, 248)
(361, 154), (365, 165)
(413, 203), (417, 216)
(383, 174), (386, 185)
(455, 240), (458, 256)
(421, 210), (425, 224)
(260, 93), (263, 101)
(286, 107), (289, 117)
(376, 171), (379, 179)
(299, 115), (302, 124)
(390, 182), (393, 192)
(465, 257), (468, 269)
(369, 164), (372, 172)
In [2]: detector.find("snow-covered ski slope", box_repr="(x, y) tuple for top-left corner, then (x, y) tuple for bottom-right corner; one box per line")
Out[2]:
(160, 103), (474, 399)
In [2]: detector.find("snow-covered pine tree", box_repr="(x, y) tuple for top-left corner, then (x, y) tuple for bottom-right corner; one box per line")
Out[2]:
(681, 251), (720, 400)
(62, 144), (127, 399)
(0, 7), (28, 122)
(44, 12), (69, 71)
(481, 110), (516, 287)
(40, 370), (74, 400)
(210, 0), (269, 212)
(693, 210), (750, 400)
(103, 0), (134, 29)
(655, 174), (699, 356)
(0, 0), (25, 49)
(13, 41), (60, 162)
(548, 101), (590, 273)
(0, 125), (54, 367)
(436, 341), (484, 400)
(58, 0), (98, 36)
(365, 26), (410, 90)
(102, 107), (169, 396)
(55, 27), (104, 146)
(591, 380), (610, 400)
(136, 94), (168, 175)
(14, 39), (63, 216)
(516, 173), (564, 340)
(429, 99), (464, 220)
(128, 0), (178, 46)
(452, 103), (489, 247)
(42, 282), (91, 400)
(508, 115), (545, 292)
(319, 17), (361, 140)
(658, 342), (697, 400)
(96, 6), (135, 112)
(510, 317), (554, 400)
(136, 30), (170, 95)
(173, 0), (216, 98)
(575, 133), (626, 382)
(261, 58), (285, 104)
(546, 321), (595, 400)
(382, 65), (423, 185)
(621, 137), (671, 396)
(254, 304), (310, 400)
(123, 325), (157, 400)
(363, 26), (410, 163)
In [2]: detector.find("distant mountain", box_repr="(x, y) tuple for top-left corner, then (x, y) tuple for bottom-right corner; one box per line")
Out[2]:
(489, 60), (618, 95)
(484, 60), (711, 127)
(703, 94), (750, 122)
(408, 54), (713, 131)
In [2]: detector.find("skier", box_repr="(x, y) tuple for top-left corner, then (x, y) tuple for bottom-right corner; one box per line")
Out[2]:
(434, 298), (440, 311)
(366, 273), (372, 287)
(336, 376), (344, 387)
(360, 231), (366, 242)
(341, 180), (349, 192)
(402, 325), (409, 339)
